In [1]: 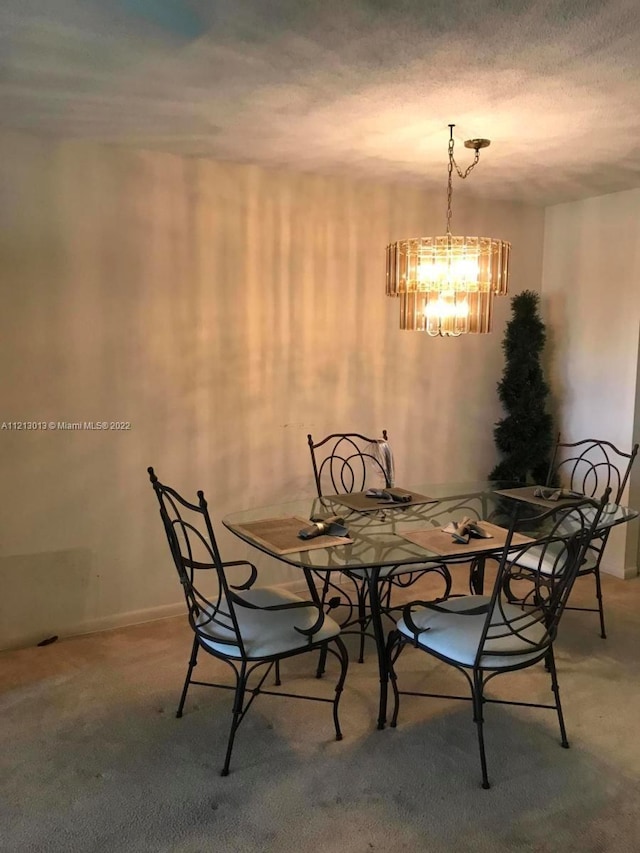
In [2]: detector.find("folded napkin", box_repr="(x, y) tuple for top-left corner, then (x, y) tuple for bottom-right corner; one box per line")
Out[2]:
(365, 488), (412, 503)
(533, 487), (583, 501)
(298, 515), (348, 540)
(442, 516), (493, 545)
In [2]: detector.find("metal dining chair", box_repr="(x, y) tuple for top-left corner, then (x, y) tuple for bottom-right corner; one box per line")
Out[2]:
(148, 467), (349, 776)
(386, 490), (611, 789)
(543, 436), (638, 637)
(307, 431), (452, 664)
(308, 431), (394, 496)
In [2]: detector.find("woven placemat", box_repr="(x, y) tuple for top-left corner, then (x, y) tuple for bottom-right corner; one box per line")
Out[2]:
(399, 521), (533, 556)
(232, 516), (353, 555)
(330, 487), (436, 513)
(495, 485), (583, 509)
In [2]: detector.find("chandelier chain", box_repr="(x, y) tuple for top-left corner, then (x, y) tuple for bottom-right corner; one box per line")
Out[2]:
(445, 126), (481, 234)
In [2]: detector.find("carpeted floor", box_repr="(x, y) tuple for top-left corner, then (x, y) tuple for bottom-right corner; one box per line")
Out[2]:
(2, 570), (640, 853)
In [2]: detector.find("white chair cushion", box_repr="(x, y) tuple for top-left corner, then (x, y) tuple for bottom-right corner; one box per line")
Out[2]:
(510, 507), (605, 576)
(195, 586), (340, 659)
(397, 595), (546, 670)
(511, 542), (598, 576)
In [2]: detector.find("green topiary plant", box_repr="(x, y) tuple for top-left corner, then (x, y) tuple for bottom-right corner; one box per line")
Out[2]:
(490, 290), (554, 484)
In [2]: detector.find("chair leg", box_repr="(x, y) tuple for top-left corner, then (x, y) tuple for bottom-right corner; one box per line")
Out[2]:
(469, 557), (486, 595)
(221, 664), (247, 777)
(176, 635), (199, 718)
(388, 631), (403, 728)
(502, 570), (517, 604)
(356, 582), (368, 664)
(593, 568), (607, 639)
(546, 648), (569, 749)
(472, 669), (490, 789)
(383, 579), (393, 610)
(316, 646), (328, 679)
(439, 565), (453, 599)
(274, 660), (281, 686)
(332, 638), (349, 741)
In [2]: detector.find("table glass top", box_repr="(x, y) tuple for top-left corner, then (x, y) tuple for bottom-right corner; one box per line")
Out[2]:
(222, 481), (638, 572)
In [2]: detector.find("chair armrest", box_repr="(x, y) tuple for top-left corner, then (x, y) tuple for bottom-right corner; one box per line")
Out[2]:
(229, 592), (326, 638)
(222, 560), (258, 590)
(402, 597), (491, 644)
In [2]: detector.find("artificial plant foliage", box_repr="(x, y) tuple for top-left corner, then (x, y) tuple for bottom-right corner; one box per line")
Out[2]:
(490, 290), (554, 484)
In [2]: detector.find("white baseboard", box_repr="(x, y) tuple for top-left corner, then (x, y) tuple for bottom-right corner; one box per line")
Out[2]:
(15, 561), (637, 652)
(0, 577), (332, 651)
(600, 561), (638, 580)
(61, 565), (639, 645)
(74, 602), (187, 636)
(0, 602), (188, 651)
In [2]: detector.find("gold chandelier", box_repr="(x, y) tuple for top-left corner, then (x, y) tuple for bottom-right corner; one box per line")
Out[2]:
(386, 125), (510, 335)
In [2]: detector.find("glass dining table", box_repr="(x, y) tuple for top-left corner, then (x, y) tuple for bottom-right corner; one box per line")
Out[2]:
(222, 481), (638, 729)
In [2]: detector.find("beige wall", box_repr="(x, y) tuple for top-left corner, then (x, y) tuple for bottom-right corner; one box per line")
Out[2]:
(0, 131), (544, 649)
(542, 189), (640, 577)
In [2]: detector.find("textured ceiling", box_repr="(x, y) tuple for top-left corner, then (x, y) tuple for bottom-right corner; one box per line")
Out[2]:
(2, 0), (640, 204)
